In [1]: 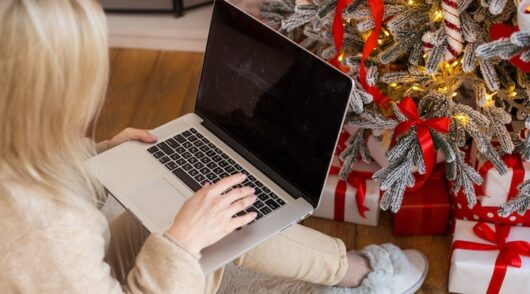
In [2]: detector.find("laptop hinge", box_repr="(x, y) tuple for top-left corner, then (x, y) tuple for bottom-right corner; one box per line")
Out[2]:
(198, 116), (317, 208)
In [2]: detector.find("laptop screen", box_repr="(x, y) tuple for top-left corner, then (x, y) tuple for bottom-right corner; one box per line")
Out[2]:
(196, 0), (353, 207)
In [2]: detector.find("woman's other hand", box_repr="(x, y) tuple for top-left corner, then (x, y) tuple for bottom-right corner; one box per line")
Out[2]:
(168, 174), (257, 256)
(108, 128), (157, 148)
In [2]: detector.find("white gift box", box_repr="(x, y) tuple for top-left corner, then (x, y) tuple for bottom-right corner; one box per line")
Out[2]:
(314, 159), (381, 226)
(449, 220), (530, 294)
(367, 132), (445, 169)
(478, 161), (530, 207)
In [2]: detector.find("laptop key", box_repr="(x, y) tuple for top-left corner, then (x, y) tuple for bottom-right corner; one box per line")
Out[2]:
(227, 159), (236, 165)
(147, 146), (159, 153)
(254, 201), (264, 209)
(182, 163), (192, 171)
(212, 155), (222, 162)
(256, 211), (264, 219)
(190, 128), (198, 134)
(277, 198), (286, 205)
(175, 146), (186, 154)
(248, 175), (256, 182)
(206, 162), (217, 169)
(189, 146), (198, 154)
(188, 157), (198, 164)
(196, 133), (204, 139)
(257, 193), (269, 201)
(165, 161), (177, 170)
(174, 134), (186, 143)
(176, 158), (186, 166)
(213, 167), (223, 174)
(200, 167), (210, 174)
(263, 187), (270, 193)
(206, 150), (216, 157)
(219, 172), (229, 178)
(153, 151), (164, 158)
(260, 206), (272, 215)
(170, 153), (180, 160)
(255, 181), (263, 187)
(188, 169), (199, 177)
(166, 138), (179, 149)
(182, 152), (192, 159)
(182, 142), (192, 149)
(265, 199), (280, 210)
(172, 168), (201, 192)
(193, 162), (204, 169)
(188, 135), (198, 142)
(159, 156), (170, 164)
(157, 142), (174, 155)
(194, 174), (206, 182)
(199, 145), (209, 152)
(200, 157), (211, 164)
(218, 160), (229, 168)
(225, 166), (235, 173)
(195, 151), (205, 159)
(182, 130), (192, 137)
(221, 153), (229, 159)
(193, 140), (204, 147)
(206, 173), (217, 181)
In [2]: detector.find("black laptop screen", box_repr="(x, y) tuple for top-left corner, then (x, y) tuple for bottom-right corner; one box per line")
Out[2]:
(196, 1), (352, 206)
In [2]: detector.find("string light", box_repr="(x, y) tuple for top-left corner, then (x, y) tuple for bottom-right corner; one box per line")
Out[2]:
(510, 91), (518, 97)
(484, 92), (496, 107)
(452, 92), (458, 97)
(412, 85), (424, 91)
(338, 52), (345, 62)
(433, 10), (443, 21)
(378, 39), (383, 45)
(382, 28), (390, 37)
(408, 0), (414, 5)
(451, 60), (459, 67)
(454, 113), (469, 126)
(390, 83), (398, 87)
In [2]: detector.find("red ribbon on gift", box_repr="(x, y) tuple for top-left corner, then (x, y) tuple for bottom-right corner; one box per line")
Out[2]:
(358, 0), (392, 107)
(329, 165), (372, 219)
(391, 97), (450, 191)
(329, 0), (352, 73)
(476, 154), (525, 200)
(452, 222), (530, 294)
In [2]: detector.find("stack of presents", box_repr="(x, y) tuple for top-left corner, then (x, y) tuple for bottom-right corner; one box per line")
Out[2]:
(315, 124), (530, 293)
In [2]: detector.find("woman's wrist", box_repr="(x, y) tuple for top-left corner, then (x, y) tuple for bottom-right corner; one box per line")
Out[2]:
(167, 226), (202, 257)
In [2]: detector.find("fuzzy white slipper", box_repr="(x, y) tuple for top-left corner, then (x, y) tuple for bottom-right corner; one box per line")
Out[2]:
(333, 243), (429, 294)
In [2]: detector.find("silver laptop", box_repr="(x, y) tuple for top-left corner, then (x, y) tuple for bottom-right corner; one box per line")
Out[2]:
(87, 0), (353, 274)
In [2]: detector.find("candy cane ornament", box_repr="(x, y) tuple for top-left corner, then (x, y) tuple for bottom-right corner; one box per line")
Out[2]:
(441, 0), (464, 60)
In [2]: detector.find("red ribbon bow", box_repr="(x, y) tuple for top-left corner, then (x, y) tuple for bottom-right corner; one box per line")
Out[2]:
(452, 223), (530, 294)
(392, 97), (450, 190)
(329, 166), (372, 219)
(476, 154), (525, 201)
(329, 0), (391, 108)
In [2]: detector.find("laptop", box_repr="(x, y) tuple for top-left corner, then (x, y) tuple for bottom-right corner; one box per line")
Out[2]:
(87, 0), (353, 274)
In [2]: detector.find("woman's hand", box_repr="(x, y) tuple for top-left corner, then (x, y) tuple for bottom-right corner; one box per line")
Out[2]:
(167, 174), (257, 256)
(108, 128), (157, 148)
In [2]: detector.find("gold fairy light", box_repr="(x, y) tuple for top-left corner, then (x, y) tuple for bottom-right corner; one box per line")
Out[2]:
(484, 92), (496, 107)
(408, 0), (414, 5)
(454, 113), (469, 126)
(390, 83), (398, 87)
(452, 92), (458, 97)
(382, 28), (390, 37)
(510, 91), (518, 97)
(433, 10), (443, 22)
(338, 52), (345, 62)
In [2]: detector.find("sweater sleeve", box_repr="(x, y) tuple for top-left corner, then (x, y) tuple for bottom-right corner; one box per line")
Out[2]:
(0, 226), (205, 294)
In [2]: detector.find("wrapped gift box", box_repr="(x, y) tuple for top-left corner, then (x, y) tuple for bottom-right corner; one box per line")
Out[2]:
(451, 189), (530, 227)
(314, 159), (381, 226)
(449, 220), (530, 294)
(474, 154), (530, 208)
(392, 167), (451, 235)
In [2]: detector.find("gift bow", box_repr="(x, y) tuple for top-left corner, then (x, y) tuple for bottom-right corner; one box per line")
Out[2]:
(392, 97), (450, 190)
(329, 166), (372, 219)
(476, 154), (525, 200)
(452, 223), (530, 294)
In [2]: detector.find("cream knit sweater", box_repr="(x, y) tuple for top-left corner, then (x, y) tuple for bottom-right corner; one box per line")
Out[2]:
(0, 151), (206, 293)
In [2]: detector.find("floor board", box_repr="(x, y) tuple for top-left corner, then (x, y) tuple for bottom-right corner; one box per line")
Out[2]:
(96, 48), (451, 293)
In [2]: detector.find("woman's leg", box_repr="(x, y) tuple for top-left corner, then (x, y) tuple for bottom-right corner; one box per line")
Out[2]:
(105, 212), (149, 284)
(232, 224), (350, 286)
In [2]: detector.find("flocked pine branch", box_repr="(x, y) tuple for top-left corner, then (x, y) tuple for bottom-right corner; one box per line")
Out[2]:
(499, 180), (530, 216)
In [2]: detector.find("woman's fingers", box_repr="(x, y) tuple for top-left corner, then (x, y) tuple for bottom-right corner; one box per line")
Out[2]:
(126, 128), (157, 143)
(206, 174), (246, 197)
(230, 211), (257, 230)
(221, 186), (255, 205)
(226, 195), (257, 217)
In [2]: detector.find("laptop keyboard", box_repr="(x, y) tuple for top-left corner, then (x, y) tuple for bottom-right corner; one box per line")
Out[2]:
(147, 128), (286, 222)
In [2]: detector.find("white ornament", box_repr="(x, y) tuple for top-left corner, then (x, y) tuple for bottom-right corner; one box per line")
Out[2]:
(518, 0), (530, 33)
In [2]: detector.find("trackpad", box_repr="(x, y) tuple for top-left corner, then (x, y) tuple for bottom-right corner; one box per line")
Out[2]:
(127, 178), (187, 228)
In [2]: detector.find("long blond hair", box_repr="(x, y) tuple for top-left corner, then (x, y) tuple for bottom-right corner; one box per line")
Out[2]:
(0, 0), (109, 207)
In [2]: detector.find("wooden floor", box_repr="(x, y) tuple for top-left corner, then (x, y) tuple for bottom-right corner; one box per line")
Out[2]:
(97, 49), (453, 294)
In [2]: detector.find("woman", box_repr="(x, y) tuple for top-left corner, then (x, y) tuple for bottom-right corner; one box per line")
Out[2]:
(0, 1), (427, 293)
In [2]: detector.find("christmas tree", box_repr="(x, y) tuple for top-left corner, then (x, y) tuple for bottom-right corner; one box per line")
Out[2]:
(259, 0), (530, 214)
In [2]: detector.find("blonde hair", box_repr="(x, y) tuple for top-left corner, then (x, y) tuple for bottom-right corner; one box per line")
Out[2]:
(0, 0), (109, 208)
